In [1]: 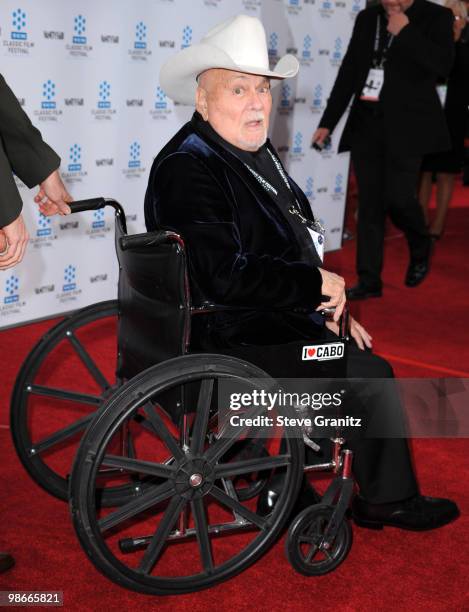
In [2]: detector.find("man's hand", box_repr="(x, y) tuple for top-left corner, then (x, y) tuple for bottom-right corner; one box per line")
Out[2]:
(326, 316), (373, 350)
(312, 127), (330, 147)
(387, 12), (409, 35)
(317, 268), (346, 322)
(34, 169), (73, 216)
(0, 230), (7, 255)
(0, 214), (29, 270)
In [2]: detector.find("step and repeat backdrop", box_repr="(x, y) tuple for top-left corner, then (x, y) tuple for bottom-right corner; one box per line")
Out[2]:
(0, 0), (364, 327)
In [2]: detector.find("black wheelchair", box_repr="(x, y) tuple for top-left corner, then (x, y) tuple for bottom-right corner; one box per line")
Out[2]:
(11, 198), (355, 595)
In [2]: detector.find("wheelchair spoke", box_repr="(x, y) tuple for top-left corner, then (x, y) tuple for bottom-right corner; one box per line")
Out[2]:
(100, 455), (176, 479)
(98, 481), (175, 532)
(305, 544), (319, 563)
(214, 454), (290, 479)
(204, 405), (266, 465)
(30, 413), (94, 456)
(66, 331), (112, 391)
(190, 379), (214, 455)
(209, 485), (267, 529)
(27, 384), (102, 406)
(144, 405), (185, 461)
(138, 496), (186, 575)
(191, 497), (214, 574)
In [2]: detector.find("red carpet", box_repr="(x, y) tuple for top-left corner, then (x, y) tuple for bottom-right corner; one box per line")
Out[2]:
(1, 206), (468, 611)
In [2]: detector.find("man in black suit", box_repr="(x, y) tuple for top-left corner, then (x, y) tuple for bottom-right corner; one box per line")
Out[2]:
(0, 73), (71, 572)
(313, 0), (454, 299)
(0, 73), (72, 270)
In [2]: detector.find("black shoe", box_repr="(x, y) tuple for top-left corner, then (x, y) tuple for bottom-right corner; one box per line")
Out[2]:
(346, 284), (382, 300)
(257, 473), (321, 518)
(405, 258), (430, 287)
(0, 552), (15, 573)
(352, 494), (460, 531)
(405, 242), (432, 287)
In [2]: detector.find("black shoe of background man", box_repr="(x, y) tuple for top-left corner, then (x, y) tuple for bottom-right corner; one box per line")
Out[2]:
(352, 494), (459, 530)
(346, 283), (382, 301)
(257, 472), (321, 518)
(405, 240), (432, 287)
(0, 552), (15, 573)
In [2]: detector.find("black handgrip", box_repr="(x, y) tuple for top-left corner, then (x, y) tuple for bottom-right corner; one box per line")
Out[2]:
(69, 198), (106, 213)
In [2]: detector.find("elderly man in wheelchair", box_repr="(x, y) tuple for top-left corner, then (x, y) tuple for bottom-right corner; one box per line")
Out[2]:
(11, 14), (458, 597)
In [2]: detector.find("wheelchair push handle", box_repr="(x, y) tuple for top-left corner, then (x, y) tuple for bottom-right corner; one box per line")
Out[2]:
(69, 197), (125, 218)
(69, 197), (107, 213)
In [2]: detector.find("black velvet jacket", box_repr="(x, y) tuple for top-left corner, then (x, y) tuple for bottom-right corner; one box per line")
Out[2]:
(144, 113), (324, 350)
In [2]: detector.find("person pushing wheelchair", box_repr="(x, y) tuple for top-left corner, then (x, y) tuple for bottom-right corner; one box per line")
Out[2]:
(144, 14), (458, 531)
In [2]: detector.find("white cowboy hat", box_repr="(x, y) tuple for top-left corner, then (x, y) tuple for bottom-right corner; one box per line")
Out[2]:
(160, 14), (299, 105)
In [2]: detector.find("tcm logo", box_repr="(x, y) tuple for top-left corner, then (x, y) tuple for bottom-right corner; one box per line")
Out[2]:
(268, 32), (279, 59)
(280, 84), (292, 108)
(42, 80), (56, 110)
(90, 273), (108, 283)
(135, 21), (147, 49)
(98, 81), (111, 108)
(302, 343), (344, 361)
(302, 35), (312, 60)
(73, 14), (87, 44)
(36, 212), (52, 237)
(11, 8), (27, 40)
(4, 275), (19, 304)
(293, 132), (303, 154)
(64, 98), (84, 106)
(128, 141), (141, 168)
(305, 177), (315, 200)
(92, 209), (105, 229)
(352, 0), (361, 12)
(333, 38), (343, 61)
(68, 144), (82, 172)
(312, 84), (323, 108)
(155, 87), (167, 110)
(334, 173), (344, 194)
(63, 265), (77, 292)
(181, 25), (192, 49)
(322, 0), (333, 8)
(289, 0), (300, 5)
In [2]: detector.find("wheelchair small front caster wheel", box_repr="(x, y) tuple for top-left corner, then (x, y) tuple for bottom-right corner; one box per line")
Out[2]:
(286, 504), (352, 576)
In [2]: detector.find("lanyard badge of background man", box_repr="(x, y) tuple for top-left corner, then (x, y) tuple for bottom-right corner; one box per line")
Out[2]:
(360, 16), (394, 101)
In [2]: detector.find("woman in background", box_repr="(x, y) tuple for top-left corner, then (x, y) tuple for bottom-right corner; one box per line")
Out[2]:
(419, 0), (469, 239)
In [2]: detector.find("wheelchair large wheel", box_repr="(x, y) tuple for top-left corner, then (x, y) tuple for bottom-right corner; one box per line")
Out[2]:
(70, 354), (304, 595)
(286, 505), (352, 576)
(10, 300), (130, 504)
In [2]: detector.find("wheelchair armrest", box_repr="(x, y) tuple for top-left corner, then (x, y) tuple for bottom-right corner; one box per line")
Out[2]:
(191, 302), (253, 315)
(119, 231), (184, 251)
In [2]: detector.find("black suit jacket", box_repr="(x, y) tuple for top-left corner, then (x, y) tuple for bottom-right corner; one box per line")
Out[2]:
(319, 0), (454, 155)
(0, 74), (60, 227)
(145, 114), (325, 350)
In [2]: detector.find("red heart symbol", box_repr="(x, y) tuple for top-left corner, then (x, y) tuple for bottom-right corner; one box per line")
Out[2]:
(307, 348), (316, 357)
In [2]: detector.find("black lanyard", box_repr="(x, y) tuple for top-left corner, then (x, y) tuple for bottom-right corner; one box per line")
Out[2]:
(243, 148), (325, 235)
(373, 15), (393, 68)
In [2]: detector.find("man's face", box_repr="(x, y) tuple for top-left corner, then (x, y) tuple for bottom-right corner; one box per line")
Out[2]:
(381, 0), (413, 14)
(196, 69), (272, 151)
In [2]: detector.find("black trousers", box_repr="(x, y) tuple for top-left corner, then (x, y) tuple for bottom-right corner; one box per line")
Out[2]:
(351, 111), (430, 290)
(343, 341), (418, 504)
(221, 329), (420, 505)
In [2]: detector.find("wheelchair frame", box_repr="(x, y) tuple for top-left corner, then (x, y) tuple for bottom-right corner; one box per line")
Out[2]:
(11, 198), (355, 594)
